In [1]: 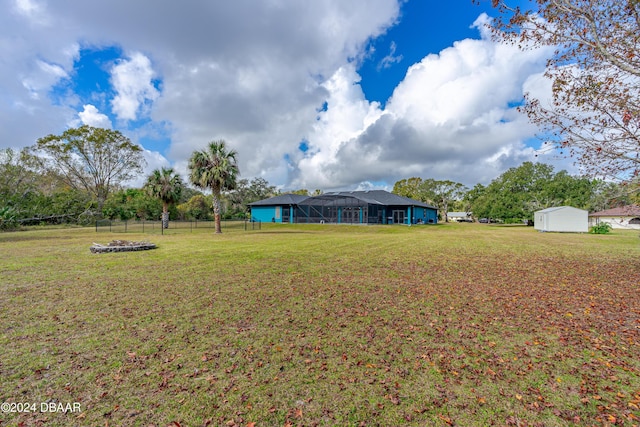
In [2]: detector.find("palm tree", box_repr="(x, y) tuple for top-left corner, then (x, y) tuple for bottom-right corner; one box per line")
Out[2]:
(144, 167), (184, 229)
(188, 140), (239, 233)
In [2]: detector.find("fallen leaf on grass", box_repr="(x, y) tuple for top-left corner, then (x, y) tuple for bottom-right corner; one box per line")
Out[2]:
(438, 414), (454, 425)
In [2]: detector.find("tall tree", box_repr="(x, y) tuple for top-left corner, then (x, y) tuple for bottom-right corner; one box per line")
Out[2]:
(470, 162), (602, 222)
(486, 0), (640, 183)
(188, 140), (239, 233)
(289, 189), (311, 196)
(227, 177), (279, 216)
(392, 177), (426, 201)
(34, 126), (145, 213)
(177, 194), (211, 220)
(392, 177), (468, 221)
(144, 168), (184, 228)
(102, 188), (160, 221)
(463, 183), (486, 215)
(421, 179), (469, 222)
(0, 148), (40, 211)
(0, 147), (92, 224)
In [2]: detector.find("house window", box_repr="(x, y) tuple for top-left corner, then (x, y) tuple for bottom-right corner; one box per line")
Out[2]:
(630, 217), (640, 224)
(275, 206), (281, 220)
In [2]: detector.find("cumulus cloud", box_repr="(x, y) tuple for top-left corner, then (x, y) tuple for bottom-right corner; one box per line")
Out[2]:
(292, 13), (554, 189)
(110, 52), (159, 121)
(77, 104), (112, 128)
(0, 1), (562, 190)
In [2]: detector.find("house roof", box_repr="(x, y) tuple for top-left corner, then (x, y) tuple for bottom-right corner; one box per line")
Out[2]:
(589, 205), (640, 217)
(248, 193), (308, 206)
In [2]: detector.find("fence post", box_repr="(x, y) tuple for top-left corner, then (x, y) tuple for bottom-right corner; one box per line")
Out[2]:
(125, 220), (127, 233)
(109, 220), (112, 232)
(95, 220), (98, 233)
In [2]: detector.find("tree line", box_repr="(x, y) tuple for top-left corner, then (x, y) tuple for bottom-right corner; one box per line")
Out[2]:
(3, 2), (639, 230)
(1, 127), (249, 231)
(394, 162), (637, 224)
(1, 125), (636, 232)
(0, 126), (324, 231)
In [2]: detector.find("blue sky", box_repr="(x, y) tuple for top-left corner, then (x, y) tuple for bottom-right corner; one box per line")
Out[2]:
(1, 0), (559, 190)
(359, 1), (499, 106)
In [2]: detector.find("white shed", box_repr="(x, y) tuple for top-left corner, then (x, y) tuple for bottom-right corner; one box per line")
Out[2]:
(534, 206), (588, 233)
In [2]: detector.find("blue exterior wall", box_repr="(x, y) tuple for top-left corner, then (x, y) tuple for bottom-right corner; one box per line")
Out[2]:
(251, 206), (282, 223)
(412, 207), (438, 224)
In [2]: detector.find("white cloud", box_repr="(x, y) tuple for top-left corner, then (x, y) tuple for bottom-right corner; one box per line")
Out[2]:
(292, 14), (554, 189)
(77, 104), (112, 129)
(12, 0), (49, 25)
(21, 59), (68, 100)
(0, 2), (562, 190)
(110, 52), (159, 121)
(124, 148), (172, 189)
(377, 41), (403, 70)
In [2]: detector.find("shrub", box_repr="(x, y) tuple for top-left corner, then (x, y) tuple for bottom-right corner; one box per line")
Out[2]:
(0, 206), (18, 230)
(590, 223), (612, 234)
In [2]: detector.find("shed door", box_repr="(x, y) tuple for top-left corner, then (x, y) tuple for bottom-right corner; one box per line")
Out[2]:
(537, 213), (545, 229)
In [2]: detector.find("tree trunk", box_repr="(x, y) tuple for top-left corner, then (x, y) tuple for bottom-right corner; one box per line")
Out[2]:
(443, 200), (449, 223)
(162, 202), (169, 229)
(212, 192), (222, 233)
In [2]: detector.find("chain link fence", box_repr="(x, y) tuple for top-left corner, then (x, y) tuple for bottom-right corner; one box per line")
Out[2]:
(95, 219), (261, 234)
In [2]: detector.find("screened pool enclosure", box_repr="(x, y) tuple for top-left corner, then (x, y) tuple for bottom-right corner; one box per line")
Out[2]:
(249, 190), (438, 225)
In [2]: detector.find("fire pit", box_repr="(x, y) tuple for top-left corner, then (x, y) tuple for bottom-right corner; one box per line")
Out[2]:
(90, 240), (157, 253)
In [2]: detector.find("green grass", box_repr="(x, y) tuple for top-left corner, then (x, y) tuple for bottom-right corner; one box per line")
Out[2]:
(1, 223), (639, 426)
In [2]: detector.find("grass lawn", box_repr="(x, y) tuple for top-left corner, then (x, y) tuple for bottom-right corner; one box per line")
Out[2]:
(1, 223), (639, 426)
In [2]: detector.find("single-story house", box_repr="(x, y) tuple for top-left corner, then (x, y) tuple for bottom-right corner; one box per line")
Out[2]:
(249, 190), (438, 225)
(447, 212), (473, 222)
(534, 206), (588, 233)
(247, 193), (309, 224)
(589, 205), (640, 230)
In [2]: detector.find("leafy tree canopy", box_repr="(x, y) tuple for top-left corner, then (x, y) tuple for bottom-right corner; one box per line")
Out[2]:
(486, 0), (640, 183)
(34, 125), (146, 212)
(226, 177), (279, 216)
(471, 162), (601, 222)
(393, 178), (468, 221)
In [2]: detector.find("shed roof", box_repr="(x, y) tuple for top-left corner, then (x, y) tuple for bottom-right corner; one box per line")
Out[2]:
(589, 205), (640, 217)
(536, 206), (587, 214)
